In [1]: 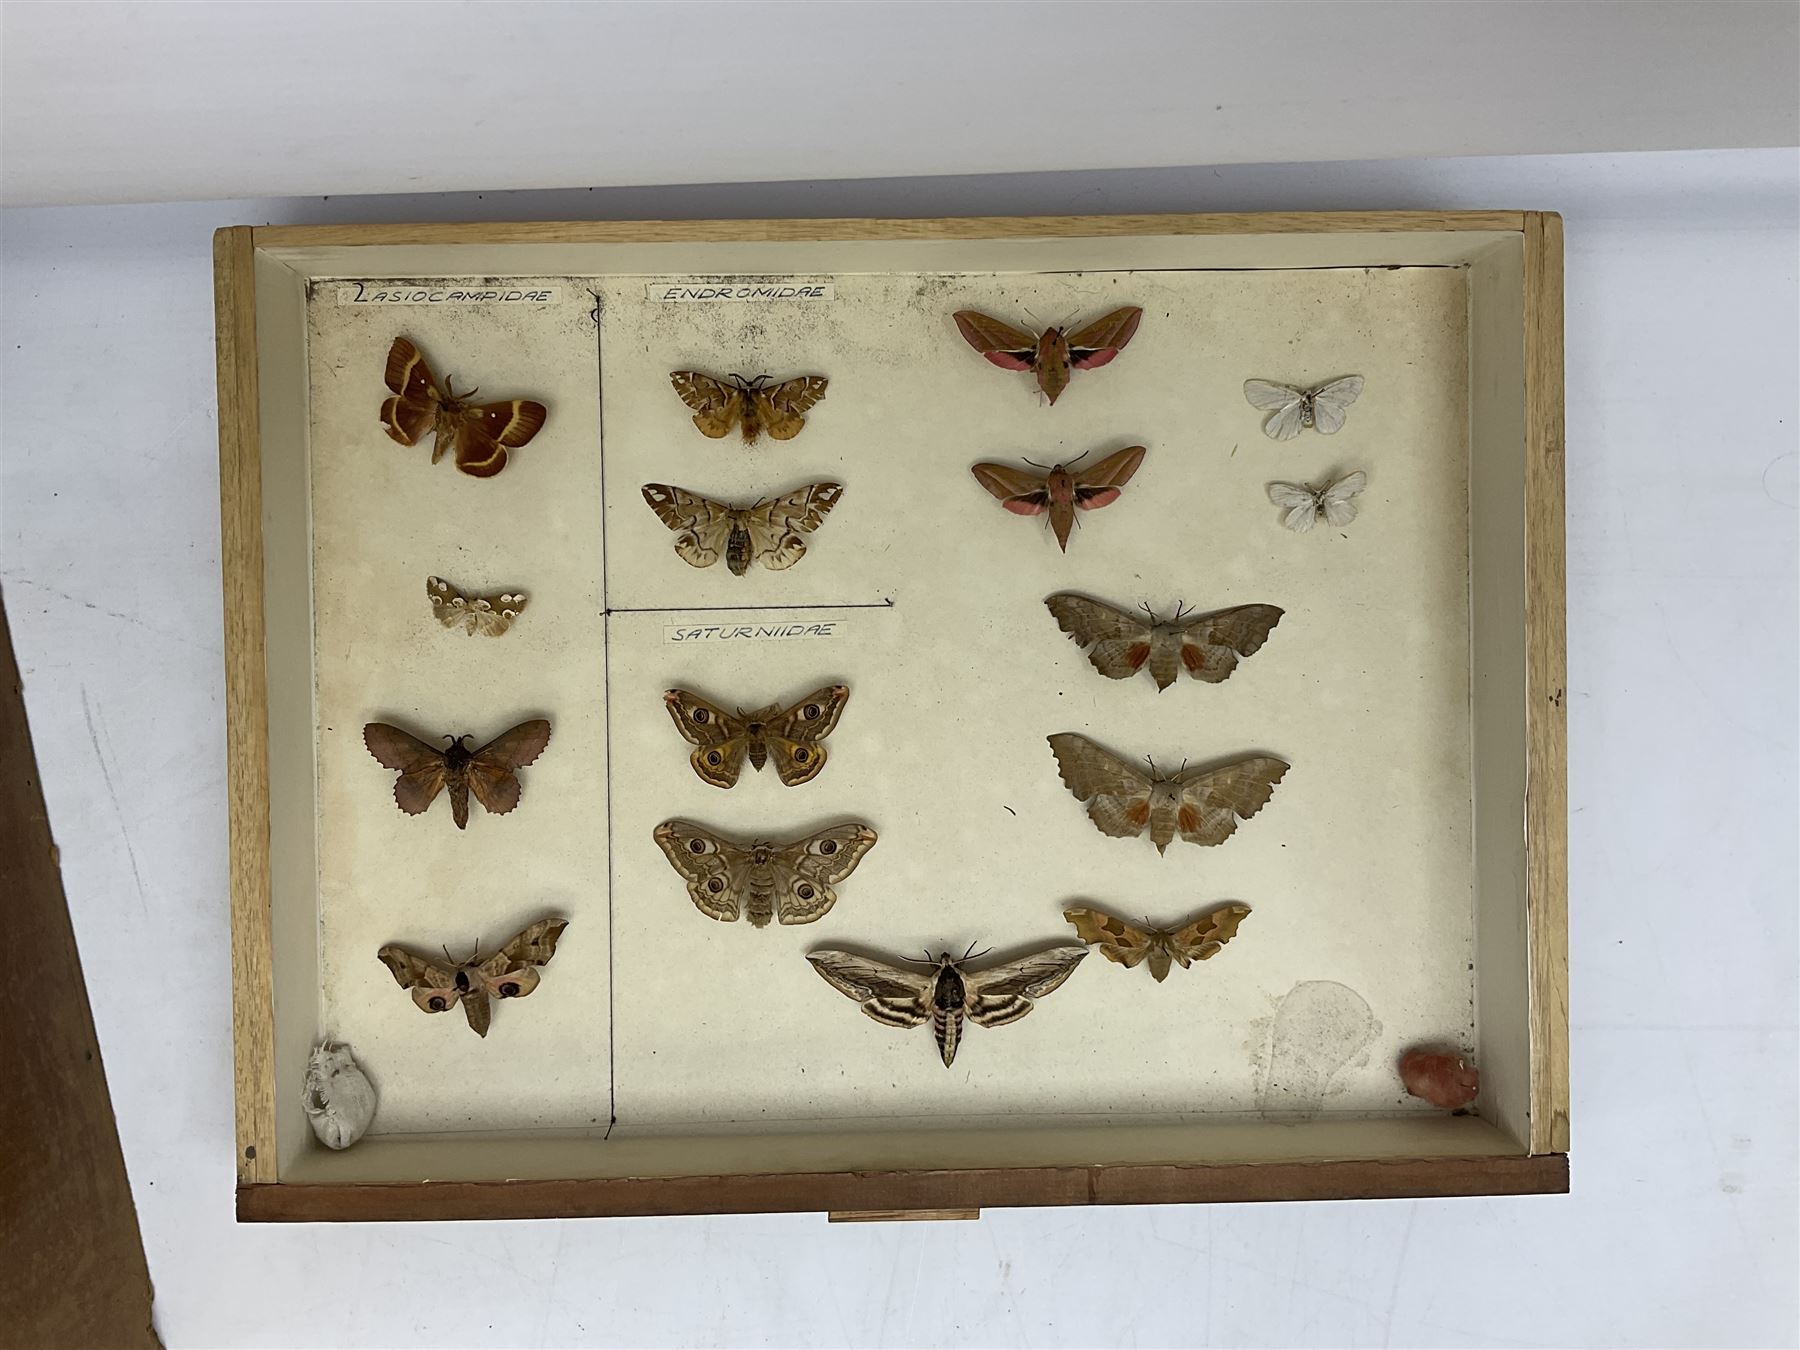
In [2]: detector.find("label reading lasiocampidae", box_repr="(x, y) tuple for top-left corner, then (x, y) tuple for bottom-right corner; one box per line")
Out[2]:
(335, 283), (563, 306)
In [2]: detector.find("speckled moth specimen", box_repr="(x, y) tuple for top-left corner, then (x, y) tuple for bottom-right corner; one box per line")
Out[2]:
(670, 370), (829, 443)
(427, 576), (528, 637)
(806, 944), (1089, 1067)
(1063, 904), (1251, 982)
(970, 445), (1146, 552)
(953, 307), (1143, 404)
(1047, 733), (1288, 854)
(377, 918), (568, 1038)
(362, 719), (551, 830)
(1244, 376), (1364, 440)
(379, 336), (547, 477)
(1045, 594), (1284, 690)
(653, 820), (878, 927)
(641, 481), (843, 575)
(664, 684), (849, 788)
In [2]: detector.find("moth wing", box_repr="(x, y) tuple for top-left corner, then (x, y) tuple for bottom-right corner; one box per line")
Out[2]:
(763, 684), (850, 786)
(1266, 482), (1320, 533)
(669, 371), (745, 439)
(1064, 306), (1143, 367)
(1319, 471), (1368, 527)
(755, 375), (829, 441)
(1306, 376), (1364, 434)
(464, 719), (552, 816)
(1173, 757), (1290, 845)
(1244, 380), (1305, 440)
(1047, 732), (1155, 840)
(1073, 445), (1146, 505)
(377, 945), (457, 995)
(1062, 907), (1156, 969)
(380, 337), (440, 445)
(653, 819), (744, 922)
(662, 689), (750, 788)
(1175, 604), (1285, 684)
(427, 576), (526, 637)
(806, 951), (933, 1028)
(970, 462), (1051, 514)
(953, 311), (1038, 366)
(1044, 593), (1155, 681)
(964, 946), (1088, 1026)
(1166, 904), (1251, 967)
(362, 723), (449, 815)
(642, 484), (737, 569)
(450, 400), (547, 479)
(776, 822), (878, 924)
(744, 481), (843, 571)
(475, 917), (568, 998)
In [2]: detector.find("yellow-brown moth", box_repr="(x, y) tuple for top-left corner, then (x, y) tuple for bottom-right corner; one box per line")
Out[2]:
(380, 336), (547, 477)
(1063, 904), (1251, 981)
(670, 370), (829, 443)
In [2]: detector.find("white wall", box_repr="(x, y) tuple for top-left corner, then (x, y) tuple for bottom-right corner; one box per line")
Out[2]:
(1, 148), (1795, 1348)
(2, 0), (1797, 206)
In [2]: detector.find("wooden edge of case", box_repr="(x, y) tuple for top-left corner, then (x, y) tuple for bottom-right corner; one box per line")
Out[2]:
(215, 225), (278, 1185)
(239, 1153), (1569, 1222)
(1522, 212), (1570, 1154)
(214, 210), (1572, 1211)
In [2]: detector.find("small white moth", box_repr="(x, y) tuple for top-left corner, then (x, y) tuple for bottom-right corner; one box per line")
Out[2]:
(303, 1041), (377, 1149)
(1244, 376), (1365, 441)
(1267, 471), (1368, 533)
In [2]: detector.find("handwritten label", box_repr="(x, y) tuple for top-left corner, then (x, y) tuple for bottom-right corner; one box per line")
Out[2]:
(336, 283), (562, 306)
(647, 280), (835, 303)
(663, 620), (841, 645)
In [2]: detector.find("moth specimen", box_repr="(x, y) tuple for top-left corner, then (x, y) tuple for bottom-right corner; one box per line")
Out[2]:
(970, 445), (1146, 552)
(664, 684), (849, 788)
(377, 918), (567, 1038)
(1047, 732), (1288, 853)
(1244, 376), (1364, 441)
(1399, 1048), (1481, 1109)
(953, 306), (1143, 404)
(427, 575), (528, 637)
(641, 481), (843, 575)
(1063, 904), (1250, 982)
(654, 819), (878, 927)
(379, 336), (548, 477)
(302, 1041), (377, 1149)
(807, 944), (1088, 1067)
(670, 370), (829, 443)
(1266, 471), (1368, 533)
(1045, 593), (1284, 691)
(362, 718), (551, 830)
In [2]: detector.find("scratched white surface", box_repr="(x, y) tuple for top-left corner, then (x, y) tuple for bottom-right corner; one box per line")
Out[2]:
(1, 150), (1794, 1349)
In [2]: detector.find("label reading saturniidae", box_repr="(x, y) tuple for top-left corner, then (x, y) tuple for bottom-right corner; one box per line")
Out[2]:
(663, 621), (841, 645)
(647, 280), (835, 303)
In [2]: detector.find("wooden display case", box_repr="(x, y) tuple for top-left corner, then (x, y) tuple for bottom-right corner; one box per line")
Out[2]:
(215, 212), (1567, 1221)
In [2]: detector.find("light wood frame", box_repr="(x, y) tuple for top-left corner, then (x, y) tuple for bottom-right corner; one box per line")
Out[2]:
(216, 211), (1567, 1222)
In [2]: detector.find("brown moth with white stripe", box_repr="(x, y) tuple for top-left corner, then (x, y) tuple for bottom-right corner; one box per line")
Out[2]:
(653, 819), (877, 927)
(1044, 594), (1284, 691)
(379, 336), (548, 477)
(664, 684), (849, 788)
(1047, 733), (1288, 854)
(806, 944), (1089, 1067)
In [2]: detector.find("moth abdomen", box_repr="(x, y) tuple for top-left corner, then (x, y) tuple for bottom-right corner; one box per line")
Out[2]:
(726, 524), (753, 576)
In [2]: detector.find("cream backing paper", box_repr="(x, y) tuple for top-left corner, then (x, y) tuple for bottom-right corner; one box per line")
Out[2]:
(308, 264), (1470, 1137)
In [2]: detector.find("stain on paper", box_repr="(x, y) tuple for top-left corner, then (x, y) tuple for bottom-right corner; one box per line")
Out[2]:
(1253, 980), (1378, 1118)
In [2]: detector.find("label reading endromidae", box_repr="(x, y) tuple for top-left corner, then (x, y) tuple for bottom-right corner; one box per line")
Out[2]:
(648, 280), (835, 303)
(335, 283), (563, 306)
(663, 621), (842, 644)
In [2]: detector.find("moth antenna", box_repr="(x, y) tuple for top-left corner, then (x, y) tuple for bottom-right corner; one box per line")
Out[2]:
(1172, 600), (1190, 622)
(440, 734), (457, 747)
(1144, 754), (1158, 777)
(1021, 455), (1050, 470)
(1139, 600), (1157, 624)
(968, 942), (993, 963)
(1064, 448), (1093, 469)
(441, 945), (453, 964)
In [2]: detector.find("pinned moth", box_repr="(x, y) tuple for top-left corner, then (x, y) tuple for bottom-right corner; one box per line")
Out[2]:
(1047, 732), (1288, 854)
(654, 819), (878, 927)
(1045, 593), (1284, 690)
(954, 306), (1143, 404)
(377, 918), (568, 1038)
(670, 370), (829, 443)
(362, 719), (551, 830)
(1064, 904), (1250, 982)
(1267, 471), (1368, 533)
(379, 336), (547, 477)
(970, 445), (1147, 552)
(426, 576), (528, 637)
(664, 684), (848, 788)
(1244, 376), (1364, 441)
(807, 944), (1089, 1067)
(641, 481), (843, 575)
